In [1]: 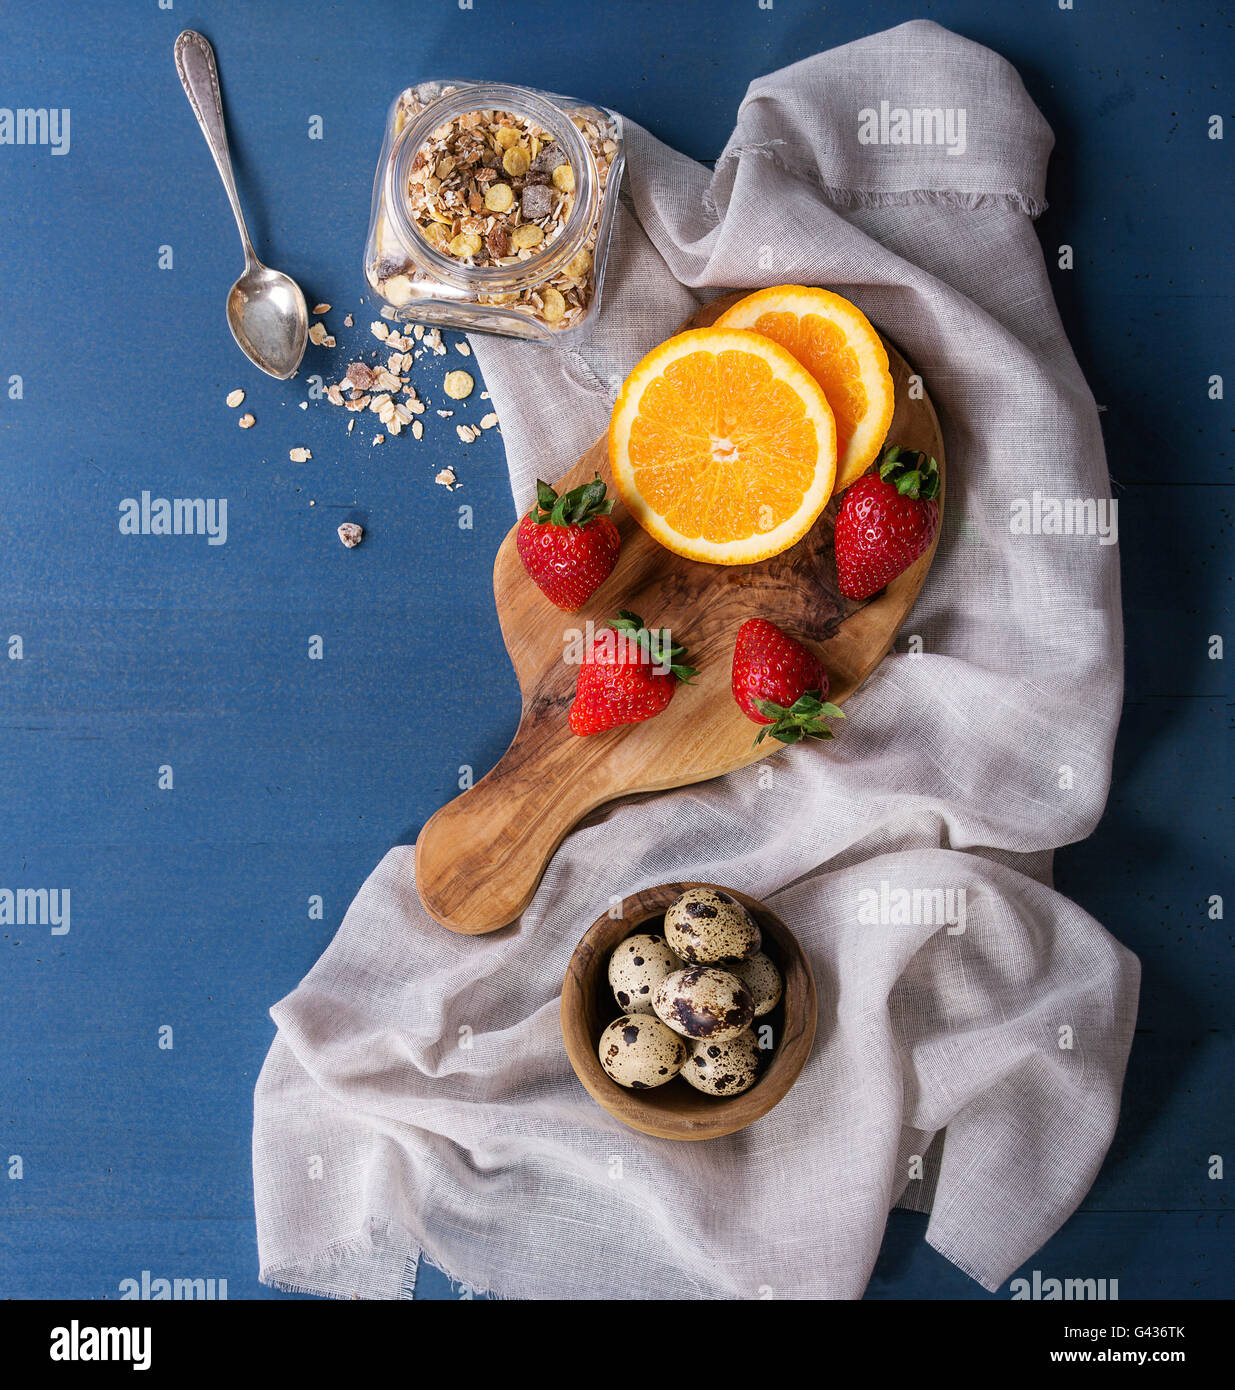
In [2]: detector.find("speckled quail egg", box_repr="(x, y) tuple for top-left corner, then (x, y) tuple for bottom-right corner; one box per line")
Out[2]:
(652, 965), (755, 1042)
(598, 1013), (688, 1089)
(663, 887), (761, 964)
(608, 932), (684, 1015)
(728, 951), (783, 1017)
(681, 1028), (763, 1097)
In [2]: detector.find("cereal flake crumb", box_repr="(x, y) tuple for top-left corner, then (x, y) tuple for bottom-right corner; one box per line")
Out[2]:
(337, 522), (364, 548)
(443, 370), (474, 400)
(289, 447), (312, 463)
(238, 413), (256, 429)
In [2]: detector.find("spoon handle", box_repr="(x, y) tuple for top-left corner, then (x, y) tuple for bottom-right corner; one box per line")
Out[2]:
(173, 30), (257, 266)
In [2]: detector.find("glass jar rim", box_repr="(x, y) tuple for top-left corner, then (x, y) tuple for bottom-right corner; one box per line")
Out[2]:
(384, 83), (599, 291)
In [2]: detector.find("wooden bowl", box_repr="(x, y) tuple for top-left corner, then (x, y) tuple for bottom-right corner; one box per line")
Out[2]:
(561, 882), (817, 1140)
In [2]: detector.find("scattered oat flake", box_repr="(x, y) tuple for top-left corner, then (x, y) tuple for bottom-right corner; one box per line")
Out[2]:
(371, 321), (390, 341)
(435, 468), (457, 489)
(289, 447), (312, 463)
(226, 389), (245, 408)
(455, 342), (471, 356)
(456, 424), (479, 444)
(308, 322), (329, 345)
(312, 302), (331, 315)
(480, 413), (499, 429)
(338, 522), (364, 548)
(443, 370), (474, 400)
(238, 413), (256, 429)
(411, 420), (424, 440)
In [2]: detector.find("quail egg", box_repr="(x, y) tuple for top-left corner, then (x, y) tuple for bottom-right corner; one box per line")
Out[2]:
(681, 1028), (763, 1096)
(597, 1014), (687, 1089)
(728, 951), (783, 1017)
(608, 932), (684, 1015)
(652, 965), (754, 1042)
(663, 887), (761, 964)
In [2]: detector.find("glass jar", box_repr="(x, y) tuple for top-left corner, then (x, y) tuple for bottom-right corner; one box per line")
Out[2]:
(364, 80), (624, 345)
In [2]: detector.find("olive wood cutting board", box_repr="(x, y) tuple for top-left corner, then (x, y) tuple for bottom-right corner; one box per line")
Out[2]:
(415, 291), (945, 933)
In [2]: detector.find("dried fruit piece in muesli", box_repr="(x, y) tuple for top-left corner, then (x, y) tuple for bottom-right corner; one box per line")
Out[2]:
(530, 142), (567, 174)
(521, 184), (554, 221)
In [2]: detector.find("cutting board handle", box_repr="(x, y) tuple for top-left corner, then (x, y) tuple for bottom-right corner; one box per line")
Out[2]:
(414, 719), (589, 933)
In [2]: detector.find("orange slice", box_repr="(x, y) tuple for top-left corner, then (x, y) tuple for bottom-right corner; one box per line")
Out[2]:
(608, 328), (837, 565)
(716, 286), (894, 493)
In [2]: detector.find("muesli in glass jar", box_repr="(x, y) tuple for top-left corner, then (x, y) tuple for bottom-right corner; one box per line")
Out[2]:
(365, 81), (624, 345)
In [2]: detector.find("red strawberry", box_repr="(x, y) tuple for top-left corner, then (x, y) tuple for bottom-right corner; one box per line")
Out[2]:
(731, 618), (844, 746)
(516, 474), (621, 612)
(834, 446), (941, 601)
(569, 611), (696, 736)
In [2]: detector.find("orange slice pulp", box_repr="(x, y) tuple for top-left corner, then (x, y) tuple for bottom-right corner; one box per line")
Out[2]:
(608, 327), (837, 565)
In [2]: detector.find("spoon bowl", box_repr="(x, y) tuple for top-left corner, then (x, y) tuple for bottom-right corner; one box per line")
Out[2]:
(226, 264), (308, 380)
(176, 29), (308, 379)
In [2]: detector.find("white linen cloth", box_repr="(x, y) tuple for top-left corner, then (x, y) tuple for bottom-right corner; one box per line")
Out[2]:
(253, 20), (1139, 1300)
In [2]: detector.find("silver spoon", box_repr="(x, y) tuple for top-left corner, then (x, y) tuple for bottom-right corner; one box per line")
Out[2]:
(174, 30), (308, 379)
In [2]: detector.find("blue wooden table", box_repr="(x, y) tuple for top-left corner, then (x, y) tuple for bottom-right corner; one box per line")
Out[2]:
(0, 0), (1229, 1301)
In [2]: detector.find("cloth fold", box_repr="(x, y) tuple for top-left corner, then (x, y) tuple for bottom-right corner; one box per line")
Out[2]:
(254, 20), (1138, 1300)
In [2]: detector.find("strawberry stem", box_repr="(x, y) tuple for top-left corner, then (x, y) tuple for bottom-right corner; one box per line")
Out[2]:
(751, 690), (845, 747)
(608, 611), (697, 683)
(529, 474), (616, 526)
(878, 445), (940, 502)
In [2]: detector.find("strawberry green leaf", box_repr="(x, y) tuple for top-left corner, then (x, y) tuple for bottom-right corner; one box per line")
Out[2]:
(750, 688), (844, 748)
(604, 612), (695, 683)
(529, 473), (617, 526)
(878, 445), (940, 502)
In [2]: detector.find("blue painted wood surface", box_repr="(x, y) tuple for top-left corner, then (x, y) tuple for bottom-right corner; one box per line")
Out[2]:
(0, 0), (1229, 1301)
